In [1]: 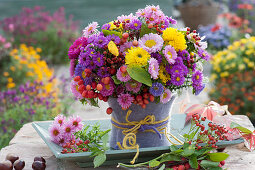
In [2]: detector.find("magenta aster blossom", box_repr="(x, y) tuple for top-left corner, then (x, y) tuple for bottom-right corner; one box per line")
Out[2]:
(100, 79), (115, 97)
(69, 59), (75, 77)
(192, 70), (203, 86)
(119, 42), (134, 55)
(117, 93), (134, 110)
(197, 48), (210, 61)
(160, 89), (172, 104)
(93, 53), (104, 67)
(70, 80), (83, 100)
(106, 34), (121, 45)
(98, 67), (110, 78)
(54, 114), (66, 126)
(171, 73), (185, 86)
(148, 58), (159, 79)
(63, 121), (75, 137)
(130, 19), (142, 30)
(116, 66), (131, 82)
(163, 45), (178, 64)
(136, 5), (165, 25)
(125, 80), (142, 93)
(68, 37), (88, 59)
(49, 123), (63, 144)
(139, 33), (163, 53)
(101, 23), (110, 30)
(83, 22), (99, 38)
(69, 116), (83, 131)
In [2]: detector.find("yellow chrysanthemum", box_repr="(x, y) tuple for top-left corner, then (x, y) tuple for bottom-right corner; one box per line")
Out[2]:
(162, 28), (187, 51)
(125, 47), (150, 66)
(158, 65), (171, 84)
(108, 41), (119, 56)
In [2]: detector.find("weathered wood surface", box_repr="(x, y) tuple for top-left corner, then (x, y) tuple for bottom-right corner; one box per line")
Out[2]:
(0, 115), (254, 170)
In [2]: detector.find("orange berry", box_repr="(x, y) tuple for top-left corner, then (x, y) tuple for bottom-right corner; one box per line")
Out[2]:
(86, 85), (91, 91)
(97, 84), (103, 91)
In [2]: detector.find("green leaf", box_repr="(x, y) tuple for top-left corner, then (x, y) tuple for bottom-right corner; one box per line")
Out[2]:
(158, 164), (166, 170)
(183, 134), (190, 139)
(160, 154), (181, 163)
(230, 122), (252, 134)
(208, 153), (229, 162)
(200, 160), (220, 169)
(102, 29), (122, 38)
(139, 23), (157, 37)
(112, 75), (122, 84)
(127, 65), (152, 86)
(195, 148), (213, 157)
(208, 167), (222, 170)
(189, 154), (198, 169)
(149, 160), (160, 168)
(101, 133), (109, 149)
(181, 144), (195, 157)
(88, 98), (99, 107)
(94, 153), (106, 168)
(170, 145), (179, 152)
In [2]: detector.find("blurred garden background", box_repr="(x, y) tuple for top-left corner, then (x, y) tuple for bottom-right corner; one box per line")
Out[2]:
(0, 0), (255, 149)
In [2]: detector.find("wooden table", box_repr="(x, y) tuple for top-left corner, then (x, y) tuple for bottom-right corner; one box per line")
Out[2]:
(1, 115), (255, 170)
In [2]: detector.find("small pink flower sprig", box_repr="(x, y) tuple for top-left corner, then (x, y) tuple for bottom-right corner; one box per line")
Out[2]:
(48, 115), (83, 146)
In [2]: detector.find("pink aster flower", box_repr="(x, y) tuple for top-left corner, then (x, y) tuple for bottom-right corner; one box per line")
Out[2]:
(139, 33), (163, 53)
(125, 80), (142, 93)
(100, 79), (115, 97)
(163, 45), (178, 64)
(69, 116), (83, 131)
(117, 13), (138, 22)
(54, 114), (66, 126)
(83, 22), (99, 38)
(63, 121), (75, 137)
(116, 66), (131, 82)
(70, 80), (83, 100)
(57, 137), (68, 147)
(119, 42), (134, 55)
(148, 58), (159, 79)
(49, 123), (63, 144)
(117, 93), (134, 110)
(160, 89), (172, 104)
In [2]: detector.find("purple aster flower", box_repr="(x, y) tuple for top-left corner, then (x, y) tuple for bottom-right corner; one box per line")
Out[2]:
(87, 34), (98, 44)
(68, 37), (88, 59)
(197, 48), (210, 61)
(138, 33), (164, 53)
(148, 58), (159, 79)
(149, 82), (164, 96)
(117, 93), (134, 110)
(74, 64), (86, 79)
(98, 67), (110, 78)
(100, 79), (115, 97)
(106, 35), (121, 45)
(170, 64), (189, 76)
(125, 80), (142, 93)
(192, 70), (203, 85)
(192, 63), (197, 72)
(195, 83), (205, 95)
(151, 53), (162, 64)
(178, 50), (190, 61)
(94, 34), (108, 48)
(119, 42), (134, 55)
(78, 51), (88, 65)
(130, 19), (142, 30)
(49, 123), (63, 144)
(168, 17), (177, 25)
(102, 23), (111, 30)
(69, 116), (83, 131)
(160, 89), (172, 104)
(171, 73), (185, 86)
(93, 53), (104, 67)
(70, 80), (83, 99)
(84, 56), (96, 70)
(116, 66), (131, 82)
(163, 45), (178, 64)
(54, 114), (66, 126)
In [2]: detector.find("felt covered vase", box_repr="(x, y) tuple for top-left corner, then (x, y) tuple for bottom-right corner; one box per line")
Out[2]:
(108, 96), (176, 149)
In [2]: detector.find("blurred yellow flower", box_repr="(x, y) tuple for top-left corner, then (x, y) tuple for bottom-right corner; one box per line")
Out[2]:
(3, 72), (9, 77)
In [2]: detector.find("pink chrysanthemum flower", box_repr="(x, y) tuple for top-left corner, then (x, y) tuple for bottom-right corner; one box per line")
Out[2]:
(100, 79), (115, 97)
(49, 123), (63, 144)
(160, 89), (172, 104)
(54, 114), (66, 127)
(119, 42), (134, 55)
(116, 66), (131, 82)
(139, 33), (163, 53)
(117, 13), (138, 22)
(148, 58), (159, 79)
(117, 93), (134, 110)
(83, 22), (99, 38)
(163, 45), (178, 64)
(69, 116), (83, 131)
(125, 80), (142, 93)
(70, 80), (83, 100)
(57, 137), (68, 147)
(63, 121), (75, 137)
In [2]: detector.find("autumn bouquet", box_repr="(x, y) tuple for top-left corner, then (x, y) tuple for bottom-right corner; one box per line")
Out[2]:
(68, 5), (209, 114)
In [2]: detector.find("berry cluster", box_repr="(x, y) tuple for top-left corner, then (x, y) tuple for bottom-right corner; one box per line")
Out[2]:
(189, 114), (228, 150)
(61, 139), (90, 154)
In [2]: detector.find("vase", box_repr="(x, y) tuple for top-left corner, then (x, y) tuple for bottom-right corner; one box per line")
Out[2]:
(108, 96), (176, 149)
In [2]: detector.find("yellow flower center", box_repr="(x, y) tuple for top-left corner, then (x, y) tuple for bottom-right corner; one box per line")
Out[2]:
(82, 71), (86, 79)
(122, 72), (128, 77)
(66, 127), (71, 132)
(53, 130), (59, 136)
(167, 51), (173, 58)
(97, 57), (101, 62)
(130, 82), (138, 88)
(105, 84), (110, 90)
(58, 120), (62, 124)
(176, 77), (180, 81)
(145, 40), (157, 48)
(134, 23), (138, 27)
(88, 26), (93, 32)
(76, 85), (79, 92)
(202, 53), (206, 57)
(163, 92), (168, 99)
(73, 121), (78, 126)
(196, 75), (200, 80)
